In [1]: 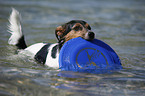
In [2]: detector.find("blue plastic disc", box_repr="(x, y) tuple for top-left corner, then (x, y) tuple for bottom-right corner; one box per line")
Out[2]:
(59, 37), (122, 74)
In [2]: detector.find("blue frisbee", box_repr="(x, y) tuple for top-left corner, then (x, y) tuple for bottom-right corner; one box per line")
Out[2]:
(59, 37), (122, 74)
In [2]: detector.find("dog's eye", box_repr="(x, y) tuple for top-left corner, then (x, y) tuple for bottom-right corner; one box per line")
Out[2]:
(87, 25), (91, 30)
(73, 26), (82, 31)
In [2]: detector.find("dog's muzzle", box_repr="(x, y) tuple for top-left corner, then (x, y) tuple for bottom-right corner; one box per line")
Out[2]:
(85, 31), (95, 40)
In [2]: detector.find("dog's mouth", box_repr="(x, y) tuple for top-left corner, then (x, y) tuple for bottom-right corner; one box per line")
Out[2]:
(84, 31), (95, 41)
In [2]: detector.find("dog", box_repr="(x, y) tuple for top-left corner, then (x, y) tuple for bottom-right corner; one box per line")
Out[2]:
(8, 8), (95, 68)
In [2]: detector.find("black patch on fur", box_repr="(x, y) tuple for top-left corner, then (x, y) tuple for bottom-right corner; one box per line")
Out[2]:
(51, 45), (58, 58)
(58, 38), (65, 50)
(16, 35), (27, 49)
(34, 43), (51, 64)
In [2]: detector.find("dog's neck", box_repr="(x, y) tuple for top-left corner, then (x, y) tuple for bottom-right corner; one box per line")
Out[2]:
(58, 39), (65, 51)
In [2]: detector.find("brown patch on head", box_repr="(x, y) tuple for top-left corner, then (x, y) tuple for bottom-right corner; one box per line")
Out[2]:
(72, 23), (83, 31)
(55, 20), (93, 45)
(64, 23), (88, 42)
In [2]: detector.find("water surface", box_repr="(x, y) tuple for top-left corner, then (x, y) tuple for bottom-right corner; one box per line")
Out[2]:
(0, 0), (145, 96)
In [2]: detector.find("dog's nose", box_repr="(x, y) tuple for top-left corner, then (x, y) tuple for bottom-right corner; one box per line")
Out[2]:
(88, 32), (95, 40)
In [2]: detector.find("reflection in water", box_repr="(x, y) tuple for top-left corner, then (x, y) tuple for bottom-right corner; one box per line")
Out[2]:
(0, 0), (145, 96)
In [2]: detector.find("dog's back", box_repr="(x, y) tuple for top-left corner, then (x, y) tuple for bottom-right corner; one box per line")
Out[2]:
(8, 8), (59, 68)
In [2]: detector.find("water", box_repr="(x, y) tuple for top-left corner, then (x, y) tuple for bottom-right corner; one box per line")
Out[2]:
(0, 0), (145, 96)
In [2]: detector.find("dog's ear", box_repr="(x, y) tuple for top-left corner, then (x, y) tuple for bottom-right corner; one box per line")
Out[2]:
(55, 26), (65, 41)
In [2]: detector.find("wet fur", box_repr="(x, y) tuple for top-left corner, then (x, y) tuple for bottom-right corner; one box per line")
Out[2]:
(8, 8), (95, 68)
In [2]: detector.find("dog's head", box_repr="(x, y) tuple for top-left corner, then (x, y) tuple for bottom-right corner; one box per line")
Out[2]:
(55, 20), (95, 44)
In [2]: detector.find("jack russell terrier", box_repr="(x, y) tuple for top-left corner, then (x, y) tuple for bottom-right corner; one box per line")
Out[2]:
(8, 8), (95, 68)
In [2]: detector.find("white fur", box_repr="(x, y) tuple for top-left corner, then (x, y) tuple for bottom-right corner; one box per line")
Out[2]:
(45, 43), (59, 68)
(24, 43), (46, 55)
(25, 43), (59, 68)
(19, 43), (59, 68)
(8, 8), (23, 45)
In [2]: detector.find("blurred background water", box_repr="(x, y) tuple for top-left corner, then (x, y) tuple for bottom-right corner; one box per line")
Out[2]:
(0, 0), (145, 96)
